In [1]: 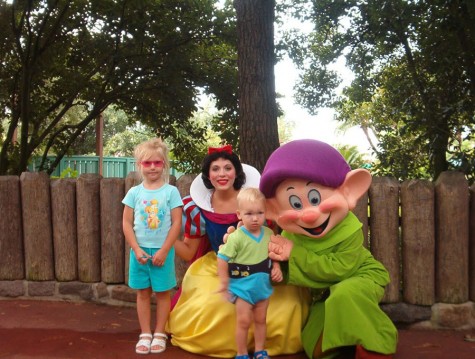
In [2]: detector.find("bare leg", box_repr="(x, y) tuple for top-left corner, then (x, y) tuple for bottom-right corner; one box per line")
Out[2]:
(136, 288), (152, 352)
(253, 299), (269, 352)
(136, 288), (152, 333)
(235, 298), (253, 356)
(154, 290), (171, 334)
(151, 290), (171, 352)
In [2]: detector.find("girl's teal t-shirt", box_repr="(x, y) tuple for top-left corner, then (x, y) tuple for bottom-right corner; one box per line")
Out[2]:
(122, 183), (183, 248)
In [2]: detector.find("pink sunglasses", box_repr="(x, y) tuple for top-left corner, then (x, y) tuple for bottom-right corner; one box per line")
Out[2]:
(140, 160), (164, 167)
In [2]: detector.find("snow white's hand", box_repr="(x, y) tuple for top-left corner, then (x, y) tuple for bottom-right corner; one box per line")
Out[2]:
(222, 221), (242, 245)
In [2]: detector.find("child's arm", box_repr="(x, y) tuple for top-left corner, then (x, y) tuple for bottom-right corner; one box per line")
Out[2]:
(271, 260), (283, 283)
(153, 206), (183, 266)
(216, 256), (231, 300)
(123, 205), (151, 262)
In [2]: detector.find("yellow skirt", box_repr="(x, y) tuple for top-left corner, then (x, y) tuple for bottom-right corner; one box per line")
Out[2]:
(167, 251), (310, 358)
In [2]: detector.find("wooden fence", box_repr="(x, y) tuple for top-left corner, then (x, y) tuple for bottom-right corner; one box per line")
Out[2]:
(0, 170), (474, 307)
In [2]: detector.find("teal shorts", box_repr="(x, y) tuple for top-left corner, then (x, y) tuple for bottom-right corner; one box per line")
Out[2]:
(128, 247), (176, 292)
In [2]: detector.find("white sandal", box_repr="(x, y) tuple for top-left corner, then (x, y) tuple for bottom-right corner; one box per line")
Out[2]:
(135, 333), (152, 354)
(151, 332), (168, 354)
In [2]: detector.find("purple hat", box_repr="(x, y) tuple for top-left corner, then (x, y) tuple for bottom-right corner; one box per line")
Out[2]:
(260, 139), (351, 198)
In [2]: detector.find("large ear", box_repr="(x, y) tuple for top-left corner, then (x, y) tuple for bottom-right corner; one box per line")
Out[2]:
(265, 198), (280, 221)
(340, 169), (372, 210)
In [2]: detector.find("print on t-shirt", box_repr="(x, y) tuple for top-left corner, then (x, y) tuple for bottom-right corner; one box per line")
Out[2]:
(143, 199), (162, 230)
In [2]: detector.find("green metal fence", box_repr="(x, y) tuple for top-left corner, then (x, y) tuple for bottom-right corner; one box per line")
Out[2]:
(29, 156), (182, 178)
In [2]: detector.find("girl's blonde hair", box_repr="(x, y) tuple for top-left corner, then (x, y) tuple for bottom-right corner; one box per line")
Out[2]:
(237, 187), (266, 208)
(134, 138), (170, 183)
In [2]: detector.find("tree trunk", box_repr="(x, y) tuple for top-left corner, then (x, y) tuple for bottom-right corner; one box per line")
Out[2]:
(234, 0), (279, 172)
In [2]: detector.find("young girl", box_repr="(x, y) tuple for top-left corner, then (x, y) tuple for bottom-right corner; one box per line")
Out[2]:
(122, 138), (183, 355)
(217, 187), (283, 359)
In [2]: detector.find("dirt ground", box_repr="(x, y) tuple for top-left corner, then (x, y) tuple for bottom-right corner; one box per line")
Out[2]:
(0, 299), (474, 359)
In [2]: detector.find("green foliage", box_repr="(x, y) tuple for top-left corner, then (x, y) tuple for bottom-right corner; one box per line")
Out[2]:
(334, 144), (370, 170)
(67, 105), (156, 157)
(49, 166), (79, 179)
(277, 116), (295, 144)
(103, 123), (155, 158)
(281, 0), (475, 183)
(59, 167), (79, 179)
(0, 0), (239, 175)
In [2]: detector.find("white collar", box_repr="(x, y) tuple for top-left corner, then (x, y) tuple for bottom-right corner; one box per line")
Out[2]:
(189, 164), (261, 212)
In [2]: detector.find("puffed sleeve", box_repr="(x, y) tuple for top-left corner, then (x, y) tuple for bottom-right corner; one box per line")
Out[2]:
(182, 195), (206, 239)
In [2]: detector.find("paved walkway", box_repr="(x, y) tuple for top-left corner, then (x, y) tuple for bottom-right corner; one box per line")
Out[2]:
(1, 299), (474, 358)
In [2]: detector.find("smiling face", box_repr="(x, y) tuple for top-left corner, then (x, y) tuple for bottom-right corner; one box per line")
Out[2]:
(208, 158), (237, 191)
(267, 178), (351, 238)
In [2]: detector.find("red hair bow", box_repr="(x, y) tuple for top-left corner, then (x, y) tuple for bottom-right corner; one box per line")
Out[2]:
(208, 144), (233, 155)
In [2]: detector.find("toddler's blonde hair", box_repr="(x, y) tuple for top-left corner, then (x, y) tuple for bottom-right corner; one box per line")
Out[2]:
(134, 138), (170, 183)
(237, 187), (266, 209)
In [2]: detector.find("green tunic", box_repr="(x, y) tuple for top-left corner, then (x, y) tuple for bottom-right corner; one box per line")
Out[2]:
(283, 212), (398, 358)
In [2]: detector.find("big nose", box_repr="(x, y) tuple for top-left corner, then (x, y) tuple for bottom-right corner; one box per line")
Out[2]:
(300, 209), (320, 224)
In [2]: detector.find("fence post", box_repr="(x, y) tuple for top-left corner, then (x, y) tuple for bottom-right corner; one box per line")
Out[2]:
(435, 171), (470, 303)
(175, 174), (196, 198)
(101, 178), (125, 283)
(20, 172), (54, 280)
(77, 173), (102, 282)
(0, 176), (24, 280)
(51, 178), (78, 281)
(401, 179), (435, 305)
(369, 176), (400, 303)
(124, 172), (142, 284)
(353, 191), (369, 248)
